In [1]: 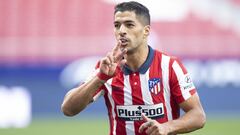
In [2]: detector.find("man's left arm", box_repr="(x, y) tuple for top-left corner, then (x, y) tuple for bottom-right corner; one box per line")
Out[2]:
(165, 57), (206, 134)
(164, 93), (206, 134)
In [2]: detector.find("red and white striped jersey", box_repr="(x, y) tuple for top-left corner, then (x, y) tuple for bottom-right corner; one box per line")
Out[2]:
(92, 46), (196, 135)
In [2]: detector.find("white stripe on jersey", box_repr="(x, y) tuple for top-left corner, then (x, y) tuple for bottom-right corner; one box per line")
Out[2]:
(154, 85), (158, 94)
(105, 79), (117, 135)
(126, 121), (134, 135)
(123, 75), (135, 135)
(124, 75), (133, 105)
(151, 88), (154, 93)
(157, 82), (161, 93)
(140, 69), (154, 105)
(161, 54), (172, 121)
(172, 61), (191, 100)
(105, 78), (113, 95)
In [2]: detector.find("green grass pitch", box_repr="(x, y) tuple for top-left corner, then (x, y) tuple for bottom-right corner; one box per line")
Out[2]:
(0, 118), (239, 135)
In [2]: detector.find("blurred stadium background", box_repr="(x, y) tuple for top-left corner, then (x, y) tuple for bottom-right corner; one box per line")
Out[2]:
(0, 0), (240, 134)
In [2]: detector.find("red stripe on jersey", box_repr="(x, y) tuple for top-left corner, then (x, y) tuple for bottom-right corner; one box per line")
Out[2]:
(129, 72), (145, 135)
(111, 71), (126, 135)
(149, 52), (168, 123)
(169, 58), (180, 119)
(170, 95), (180, 119)
(169, 62), (185, 103)
(104, 90), (114, 135)
(130, 72), (144, 105)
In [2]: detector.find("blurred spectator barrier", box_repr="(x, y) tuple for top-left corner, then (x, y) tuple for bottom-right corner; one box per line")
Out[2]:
(0, 86), (31, 128)
(60, 57), (240, 89)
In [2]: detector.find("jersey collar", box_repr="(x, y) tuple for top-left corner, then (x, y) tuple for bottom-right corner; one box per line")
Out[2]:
(123, 45), (154, 75)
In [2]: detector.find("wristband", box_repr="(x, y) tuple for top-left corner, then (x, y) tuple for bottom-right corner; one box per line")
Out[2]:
(97, 72), (113, 82)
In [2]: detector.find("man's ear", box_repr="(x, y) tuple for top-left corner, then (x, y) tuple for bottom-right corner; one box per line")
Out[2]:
(143, 25), (150, 37)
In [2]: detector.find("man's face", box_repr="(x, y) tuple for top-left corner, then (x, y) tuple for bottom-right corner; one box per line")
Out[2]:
(114, 11), (149, 53)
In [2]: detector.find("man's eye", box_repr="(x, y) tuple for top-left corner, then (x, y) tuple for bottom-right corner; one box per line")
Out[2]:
(114, 24), (120, 28)
(126, 24), (134, 27)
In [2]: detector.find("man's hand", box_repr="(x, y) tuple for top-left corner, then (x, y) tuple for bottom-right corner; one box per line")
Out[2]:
(99, 41), (127, 76)
(139, 114), (171, 135)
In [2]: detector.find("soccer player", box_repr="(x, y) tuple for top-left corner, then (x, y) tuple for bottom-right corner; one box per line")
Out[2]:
(61, 1), (206, 135)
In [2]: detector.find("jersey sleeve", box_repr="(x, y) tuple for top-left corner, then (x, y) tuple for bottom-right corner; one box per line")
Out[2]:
(169, 58), (196, 104)
(83, 61), (106, 102)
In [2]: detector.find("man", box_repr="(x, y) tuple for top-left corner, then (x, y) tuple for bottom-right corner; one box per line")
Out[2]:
(61, 1), (206, 135)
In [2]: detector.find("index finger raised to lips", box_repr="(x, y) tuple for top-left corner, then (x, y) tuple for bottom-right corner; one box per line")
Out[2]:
(112, 41), (121, 56)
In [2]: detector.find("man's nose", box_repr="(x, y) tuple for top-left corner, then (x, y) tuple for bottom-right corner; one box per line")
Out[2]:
(119, 25), (127, 36)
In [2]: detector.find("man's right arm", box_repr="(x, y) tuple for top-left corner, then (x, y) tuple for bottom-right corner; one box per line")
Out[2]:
(61, 41), (126, 117)
(61, 76), (104, 116)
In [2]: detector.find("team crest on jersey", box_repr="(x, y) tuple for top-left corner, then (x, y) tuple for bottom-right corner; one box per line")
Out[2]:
(148, 78), (161, 95)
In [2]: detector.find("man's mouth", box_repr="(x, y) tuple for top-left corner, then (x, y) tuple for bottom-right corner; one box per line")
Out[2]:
(119, 38), (128, 46)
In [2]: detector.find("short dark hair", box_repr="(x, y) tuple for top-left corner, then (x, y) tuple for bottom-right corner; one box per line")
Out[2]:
(114, 1), (150, 26)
